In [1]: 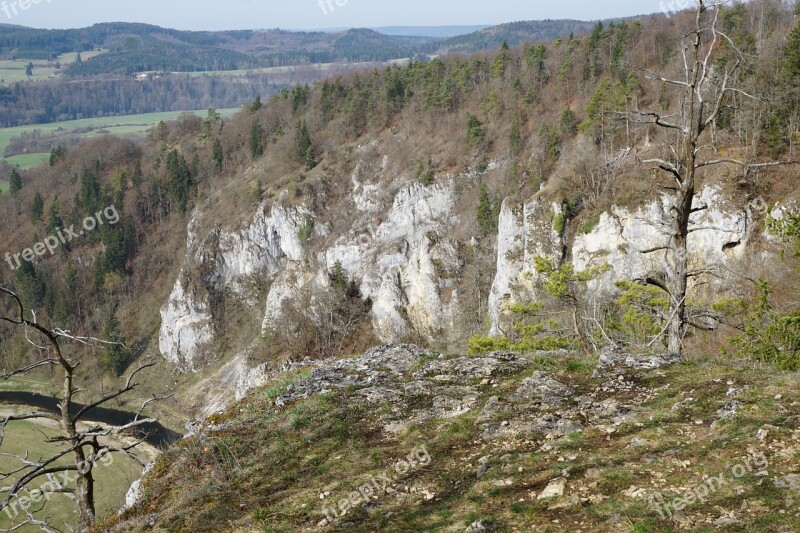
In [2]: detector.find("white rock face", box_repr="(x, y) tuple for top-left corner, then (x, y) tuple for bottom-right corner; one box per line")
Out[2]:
(490, 186), (753, 334)
(212, 203), (310, 304)
(159, 203), (311, 372)
(488, 198), (563, 335)
(323, 182), (459, 342)
(120, 462), (154, 514)
(159, 277), (213, 372)
(572, 186), (749, 295)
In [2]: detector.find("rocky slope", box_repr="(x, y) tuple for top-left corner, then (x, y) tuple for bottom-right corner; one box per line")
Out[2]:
(104, 344), (800, 532)
(158, 152), (767, 416)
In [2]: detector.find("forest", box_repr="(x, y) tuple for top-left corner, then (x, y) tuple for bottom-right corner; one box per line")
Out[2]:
(3, 2), (800, 531)
(1, 0), (798, 372)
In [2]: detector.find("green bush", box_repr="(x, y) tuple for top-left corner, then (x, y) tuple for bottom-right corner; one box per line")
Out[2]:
(553, 213), (566, 234)
(724, 281), (800, 371)
(466, 113), (486, 146)
(297, 219), (314, 246)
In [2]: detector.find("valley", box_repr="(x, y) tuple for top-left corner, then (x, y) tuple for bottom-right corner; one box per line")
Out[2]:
(2, 1), (800, 531)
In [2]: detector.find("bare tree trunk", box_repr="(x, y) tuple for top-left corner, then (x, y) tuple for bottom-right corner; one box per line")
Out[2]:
(0, 285), (164, 532)
(633, 1), (793, 356)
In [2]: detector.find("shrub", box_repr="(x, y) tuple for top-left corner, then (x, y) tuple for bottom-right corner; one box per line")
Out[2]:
(297, 219), (314, 246)
(466, 113), (486, 146)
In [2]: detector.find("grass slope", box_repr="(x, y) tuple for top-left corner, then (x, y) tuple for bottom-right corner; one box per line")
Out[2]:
(104, 351), (800, 532)
(0, 420), (146, 532)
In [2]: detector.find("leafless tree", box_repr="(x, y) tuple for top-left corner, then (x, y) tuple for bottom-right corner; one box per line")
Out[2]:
(632, 0), (794, 355)
(0, 285), (168, 532)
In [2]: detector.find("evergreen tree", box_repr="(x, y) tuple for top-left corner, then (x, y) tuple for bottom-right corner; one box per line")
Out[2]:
(212, 137), (224, 171)
(25, 62), (33, 76)
(101, 315), (127, 377)
(79, 167), (103, 214)
(291, 84), (309, 114)
(416, 157), (435, 186)
(330, 260), (348, 292)
(30, 191), (44, 222)
(784, 21), (800, 82)
(166, 149), (191, 214)
(250, 120), (265, 159)
(8, 169), (22, 194)
(49, 145), (67, 166)
(47, 196), (63, 234)
(297, 120), (315, 169)
(15, 261), (45, 310)
(466, 113), (486, 146)
(491, 42), (512, 78)
(250, 96), (262, 112)
(560, 109), (578, 136)
(477, 184), (496, 236)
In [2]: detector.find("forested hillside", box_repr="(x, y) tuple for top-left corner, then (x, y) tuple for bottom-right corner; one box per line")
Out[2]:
(423, 19), (605, 54)
(2, 2), (800, 530)
(1, 0), (797, 382)
(0, 19), (612, 126)
(0, 23), (429, 74)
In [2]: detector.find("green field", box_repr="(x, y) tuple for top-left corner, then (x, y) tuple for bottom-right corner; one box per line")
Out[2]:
(0, 377), (56, 394)
(3, 153), (50, 169)
(0, 51), (106, 85)
(0, 420), (146, 531)
(181, 59), (409, 78)
(0, 108), (241, 170)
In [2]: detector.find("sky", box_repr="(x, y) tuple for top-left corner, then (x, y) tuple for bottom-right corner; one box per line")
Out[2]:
(2, 0), (671, 31)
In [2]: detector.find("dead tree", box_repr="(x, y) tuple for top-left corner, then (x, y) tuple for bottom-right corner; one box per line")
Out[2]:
(633, 0), (793, 356)
(0, 285), (167, 532)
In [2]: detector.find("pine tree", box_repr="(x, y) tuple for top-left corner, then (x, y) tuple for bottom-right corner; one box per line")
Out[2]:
(79, 167), (103, 213)
(250, 120), (265, 159)
(47, 197), (63, 234)
(491, 42), (512, 78)
(560, 109), (578, 136)
(212, 137), (224, 171)
(784, 21), (800, 82)
(477, 184), (496, 236)
(49, 145), (67, 166)
(330, 260), (348, 292)
(466, 113), (486, 146)
(166, 149), (191, 214)
(297, 121), (315, 169)
(30, 191), (44, 222)
(8, 169), (22, 194)
(101, 315), (127, 377)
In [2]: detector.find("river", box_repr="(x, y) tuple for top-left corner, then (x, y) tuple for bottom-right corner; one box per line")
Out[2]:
(0, 391), (181, 448)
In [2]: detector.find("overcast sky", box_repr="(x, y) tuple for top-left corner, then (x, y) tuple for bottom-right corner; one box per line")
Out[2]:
(5, 0), (670, 31)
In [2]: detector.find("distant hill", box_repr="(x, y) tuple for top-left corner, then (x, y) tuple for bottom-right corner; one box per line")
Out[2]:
(427, 19), (604, 54)
(372, 26), (491, 38)
(0, 19), (635, 78)
(0, 23), (428, 75)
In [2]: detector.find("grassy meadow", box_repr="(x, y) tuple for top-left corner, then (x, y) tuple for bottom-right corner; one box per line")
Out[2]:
(0, 420), (148, 532)
(0, 108), (241, 171)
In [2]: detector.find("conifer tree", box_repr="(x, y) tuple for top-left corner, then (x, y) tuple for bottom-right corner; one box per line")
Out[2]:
(8, 169), (22, 194)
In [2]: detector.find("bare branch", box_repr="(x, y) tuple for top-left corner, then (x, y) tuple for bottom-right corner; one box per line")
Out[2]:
(640, 158), (684, 184)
